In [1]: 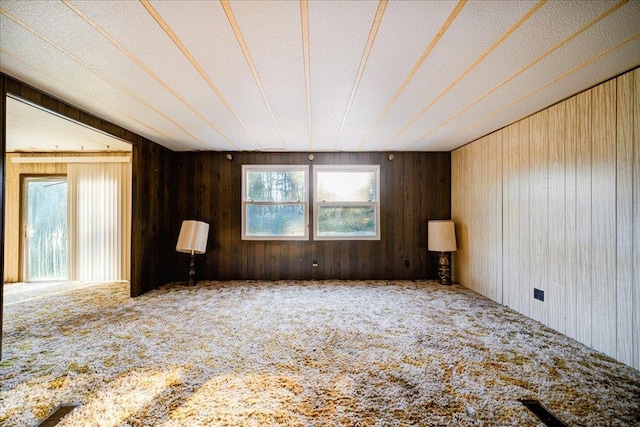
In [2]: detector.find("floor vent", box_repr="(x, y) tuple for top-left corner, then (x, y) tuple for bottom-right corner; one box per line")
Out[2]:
(519, 399), (567, 427)
(38, 403), (82, 427)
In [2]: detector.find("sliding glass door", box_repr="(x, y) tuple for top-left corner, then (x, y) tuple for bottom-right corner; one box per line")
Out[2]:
(22, 176), (68, 281)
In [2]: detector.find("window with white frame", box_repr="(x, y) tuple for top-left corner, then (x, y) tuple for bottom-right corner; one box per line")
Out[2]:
(242, 165), (309, 240)
(313, 165), (380, 240)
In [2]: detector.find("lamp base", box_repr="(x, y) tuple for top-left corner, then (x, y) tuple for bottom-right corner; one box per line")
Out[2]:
(187, 252), (196, 286)
(437, 251), (452, 285)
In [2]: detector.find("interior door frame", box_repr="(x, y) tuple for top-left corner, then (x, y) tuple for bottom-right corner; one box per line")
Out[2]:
(0, 74), (141, 360)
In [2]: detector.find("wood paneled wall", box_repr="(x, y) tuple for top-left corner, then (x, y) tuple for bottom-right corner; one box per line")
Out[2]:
(175, 151), (451, 281)
(130, 133), (178, 295)
(1, 77), (5, 358)
(1, 74), (177, 296)
(451, 131), (503, 302)
(452, 67), (640, 370)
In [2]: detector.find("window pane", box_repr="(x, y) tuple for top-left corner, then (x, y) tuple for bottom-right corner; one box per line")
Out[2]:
(27, 178), (67, 281)
(246, 204), (306, 237)
(247, 170), (305, 202)
(317, 171), (376, 202)
(317, 206), (376, 236)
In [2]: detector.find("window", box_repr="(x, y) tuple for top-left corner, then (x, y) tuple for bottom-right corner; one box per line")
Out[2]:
(313, 165), (380, 240)
(22, 176), (68, 281)
(242, 165), (309, 240)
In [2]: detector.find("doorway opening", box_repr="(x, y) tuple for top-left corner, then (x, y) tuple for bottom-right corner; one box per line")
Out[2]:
(21, 176), (68, 282)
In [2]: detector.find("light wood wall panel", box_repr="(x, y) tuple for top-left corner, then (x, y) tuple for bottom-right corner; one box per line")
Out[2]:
(616, 72), (634, 367)
(563, 97), (578, 340)
(501, 123), (518, 312)
(517, 118), (531, 318)
(452, 67), (640, 370)
(548, 102), (566, 335)
(575, 90), (592, 347)
(529, 109), (549, 328)
(633, 68), (640, 370)
(451, 132), (502, 300)
(590, 80), (617, 357)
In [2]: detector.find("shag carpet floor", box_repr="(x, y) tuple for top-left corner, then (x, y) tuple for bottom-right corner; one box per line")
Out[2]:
(1, 280), (639, 426)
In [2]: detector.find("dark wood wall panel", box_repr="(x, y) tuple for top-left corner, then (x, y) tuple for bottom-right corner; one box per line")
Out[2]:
(1, 76), (6, 357)
(130, 134), (178, 296)
(175, 151), (451, 281)
(0, 73), (177, 298)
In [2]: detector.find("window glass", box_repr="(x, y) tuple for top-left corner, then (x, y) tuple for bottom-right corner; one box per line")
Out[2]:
(245, 204), (307, 237)
(313, 165), (380, 240)
(246, 170), (305, 202)
(316, 171), (376, 202)
(316, 206), (377, 237)
(242, 165), (309, 240)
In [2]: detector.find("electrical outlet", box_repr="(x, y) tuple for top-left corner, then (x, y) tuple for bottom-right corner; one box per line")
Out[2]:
(534, 288), (544, 301)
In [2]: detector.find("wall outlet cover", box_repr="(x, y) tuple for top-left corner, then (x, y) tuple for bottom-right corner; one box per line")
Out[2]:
(534, 288), (544, 301)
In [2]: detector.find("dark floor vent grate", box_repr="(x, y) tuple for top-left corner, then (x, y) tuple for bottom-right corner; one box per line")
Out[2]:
(38, 403), (82, 427)
(519, 399), (568, 427)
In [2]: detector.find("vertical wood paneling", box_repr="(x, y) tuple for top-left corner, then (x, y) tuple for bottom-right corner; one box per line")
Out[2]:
(517, 118), (531, 317)
(459, 147), (469, 286)
(176, 151), (450, 282)
(382, 151), (395, 278)
(453, 145), (469, 286)
(403, 153), (415, 279)
(590, 81), (617, 357)
(563, 97), (578, 339)
(1, 76), (4, 357)
(491, 131), (503, 303)
(468, 141), (481, 292)
(241, 152), (254, 278)
(615, 73), (634, 366)
(632, 69), (640, 369)
(131, 136), (177, 296)
(451, 150), (461, 282)
(575, 90), (592, 346)
(479, 139), (490, 297)
(530, 110), (549, 326)
(454, 146), (468, 287)
(200, 153), (213, 278)
(502, 125), (514, 309)
(452, 67), (640, 370)
(392, 153), (405, 279)
(548, 103), (566, 334)
(472, 131), (503, 302)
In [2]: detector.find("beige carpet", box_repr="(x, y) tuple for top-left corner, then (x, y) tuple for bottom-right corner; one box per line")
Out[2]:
(1, 280), (638, 426)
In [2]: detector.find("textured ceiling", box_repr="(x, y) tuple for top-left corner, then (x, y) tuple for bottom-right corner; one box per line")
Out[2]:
(1, 0), (639, 153)
(6, 95), (132, 152)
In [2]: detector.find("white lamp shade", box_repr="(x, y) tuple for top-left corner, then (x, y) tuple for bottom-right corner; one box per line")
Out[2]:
(176, 220), (209, 254)
(428, 220), (457, 252)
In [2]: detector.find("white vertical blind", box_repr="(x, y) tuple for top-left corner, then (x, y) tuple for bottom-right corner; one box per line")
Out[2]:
(67, 162), (131, 281)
